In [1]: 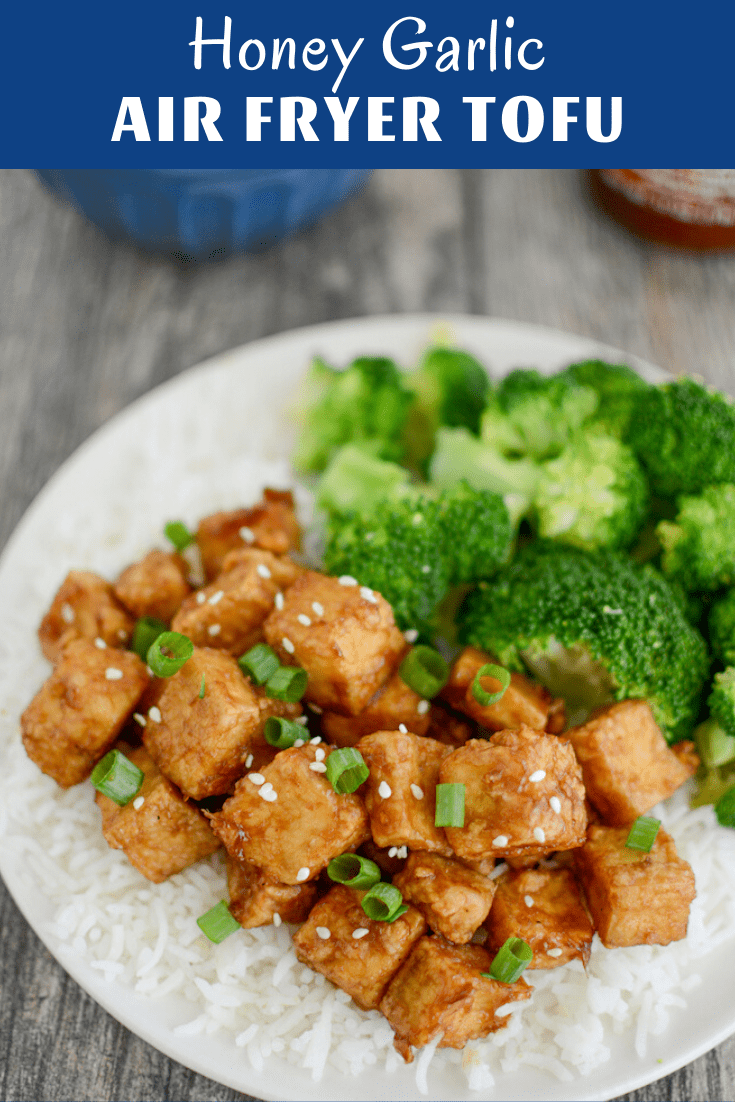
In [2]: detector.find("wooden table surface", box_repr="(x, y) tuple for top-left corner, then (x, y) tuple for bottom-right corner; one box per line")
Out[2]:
(2, 168), (734, 1102)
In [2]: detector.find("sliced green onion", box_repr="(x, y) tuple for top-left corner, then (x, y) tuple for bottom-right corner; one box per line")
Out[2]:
(131, 616), (168, 661)
(91, 749), (144, 807)
(399, 646), (449, 699)
(625, 816), (661, 852)
(164, 520), (194, 552)
(361, 882), (408, 923)
(483, 937), (533, 984)
(264, 716), (310, 750)
(146, 631), (194, 677)
(715, 785), (735, 828)
(472, 664), (511, 707)
(238, 643), (280, 686)
(196, 900), (240, 943)
(435, 783), (465, 827)
(265, 665), (308, 703)
(326, 748), (369, 794)
(199, 676), (206, 699)
(327, 854), (381, 889)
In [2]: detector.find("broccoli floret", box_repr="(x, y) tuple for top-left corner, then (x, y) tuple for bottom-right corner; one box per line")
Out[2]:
(709, 590), (735, 667)
(709, 668), (735, 739)
(694, 717), (735, 770)
(429, 427), (540, 525)
(316, 445), (413, 517)
(657, 483), (735, 592)
(562, 359), (650, 439)
(626, 378), (735, 497)
(293, 356), (413, 473)
(436, 480), (513, 586)
(459, 542), (709, 740)
(534, 430), (648, 551)
(403, 346), (490, 473)
(481, 368), (598, 461)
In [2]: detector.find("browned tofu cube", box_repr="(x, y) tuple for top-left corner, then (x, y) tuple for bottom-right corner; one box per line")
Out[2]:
(358, 730), (453, 854)
(485, 867), (594, 969)
(292, 884), (427, 1010)
(439, 728), (587, 861)
(38, 570), (135, 663)
(440, 647), (552, 732)
(264, 571), (406, 715)
(379, 935), (532, 1061)
(95, 744), (219, 882)
(227, 854), (317, 928)
(320, 670), (429, 747)
(196, 489), (300, 580)
(141, 647), (300, 799)
(114, 549), (192, 622)
(21, 640), (149, 787)
(171, 550), (301, 656)
(567, 700), (699, 826)
(393, 852), (496, 944)
(574, 823), (696, 948)
(210, 743), (369, 884)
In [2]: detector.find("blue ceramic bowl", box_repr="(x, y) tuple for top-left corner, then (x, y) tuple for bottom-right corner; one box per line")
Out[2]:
(36, 169), (371, 259)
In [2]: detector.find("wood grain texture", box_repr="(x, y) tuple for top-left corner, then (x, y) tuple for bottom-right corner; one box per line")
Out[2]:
(2, 167), (735, 1102)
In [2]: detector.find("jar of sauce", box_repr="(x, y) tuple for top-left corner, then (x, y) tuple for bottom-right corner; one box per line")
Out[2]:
(590, 169), (735, 249)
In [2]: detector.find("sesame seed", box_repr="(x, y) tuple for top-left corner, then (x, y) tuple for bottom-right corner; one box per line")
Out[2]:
(296, 867), (310, 881)
(410, 783), (424, 800)
(310, 736), (322, 745)
(308, 703), (323, 714)
(94, 637), (107, 649)
(360, 587), (378, 604)
(148, 706), (162, 723)
(403, 629), (419, 643)
(245, 753), (254, 768)
(208, 623), (221, 636)
(60, 602), (75, 623)
(533, 827), (546, 843)
(315, 747), (326, 761)
(239, 526), (255, 543)
(338, 575), (358, 586)
(248, 773), (265, 786)
(388, 847), (398, 857)
(208, 590), (224, 605)
(105, 668), (123, 681)
(297, 614), (312, 626)
(257, 564), (272, 579)
(352, 927), (369, 939)
(397, 846), (408, 859)
(133, 796), (145, 810)
(524, 895), (535, 908)
(260, 781), (274, 794)
(378, 781), (392, 799)
(412, 514), (423, 526)
(196, 591), (206, 604)
(529, 770), (546, 783)
(492, 835), (509, 847)
(417, 700), (430, 715)
(293, 738), (305, 748)
(311, 602), (325, 617)
(547, 947), (563, 958)
(309, 762), (327, 773)
(295, 716), (308, 725)
(117, 629), (127, 640)
(261, 789), (278, 802)
(421, 565), (431, 574)
(282, 637), (295, 654)
(398, 724), (408, 734)
(272, 913), (282, 927)
(133, 713), (146, 727)
(275, 592), (284, 610)
(316, 927), (331, 940)
(550, 796), (562, 814)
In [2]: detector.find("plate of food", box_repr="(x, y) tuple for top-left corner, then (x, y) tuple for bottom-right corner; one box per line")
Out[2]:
(2, 313), (735, 1102)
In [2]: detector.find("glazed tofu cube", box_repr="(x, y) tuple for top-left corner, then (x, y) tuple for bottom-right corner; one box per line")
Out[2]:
(95, 744), (219, 882)
(210, 743), (369, 884)
(320, 670), (430, 747)
(393, 852), (496, 944)
(574, 823), (696, 948)
(358, 730), (453, 854)
(141, 647), (300, 799)
(439, 728), (587, 861)
(379, 935), (532, 1061)
(114, 549), (192, 622)
(171, 550), (301, 656)
(264, 571), (406, 715)
(440, 647), (552, 732)
(485, 867), (594, 968)
(227, 854), (317, 928)
(427, 702), (476, 747)
(567, 700), (698, 826)
(292, 884), (427, 1010)
(38, 570), (135, 663)
(196, 489), (300, 580)
(21, 640), (149, 787)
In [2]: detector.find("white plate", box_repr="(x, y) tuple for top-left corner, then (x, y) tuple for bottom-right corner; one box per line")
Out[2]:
(1, 314), (734, 1102)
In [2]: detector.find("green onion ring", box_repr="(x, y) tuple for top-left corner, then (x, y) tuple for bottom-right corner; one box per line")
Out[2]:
(361, 882), (408, 923)
(472, 663), (511, 707)
(91, 749), (144, 807)
(146, 631), (194, 677)
(265, 665), (308, 703)
(625, 815), (661, 852)
(326, 748), (369, 794)
(435, 783), (465, 827)
(399, 646), (450, 699)
(196, 901), (241, 943)
(164, 520), (195, 552)
(264, 716), (310, 750)
(483, 937), (533, 984)
(327, 854), (381, 889)
(238, 643), (280, 686)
